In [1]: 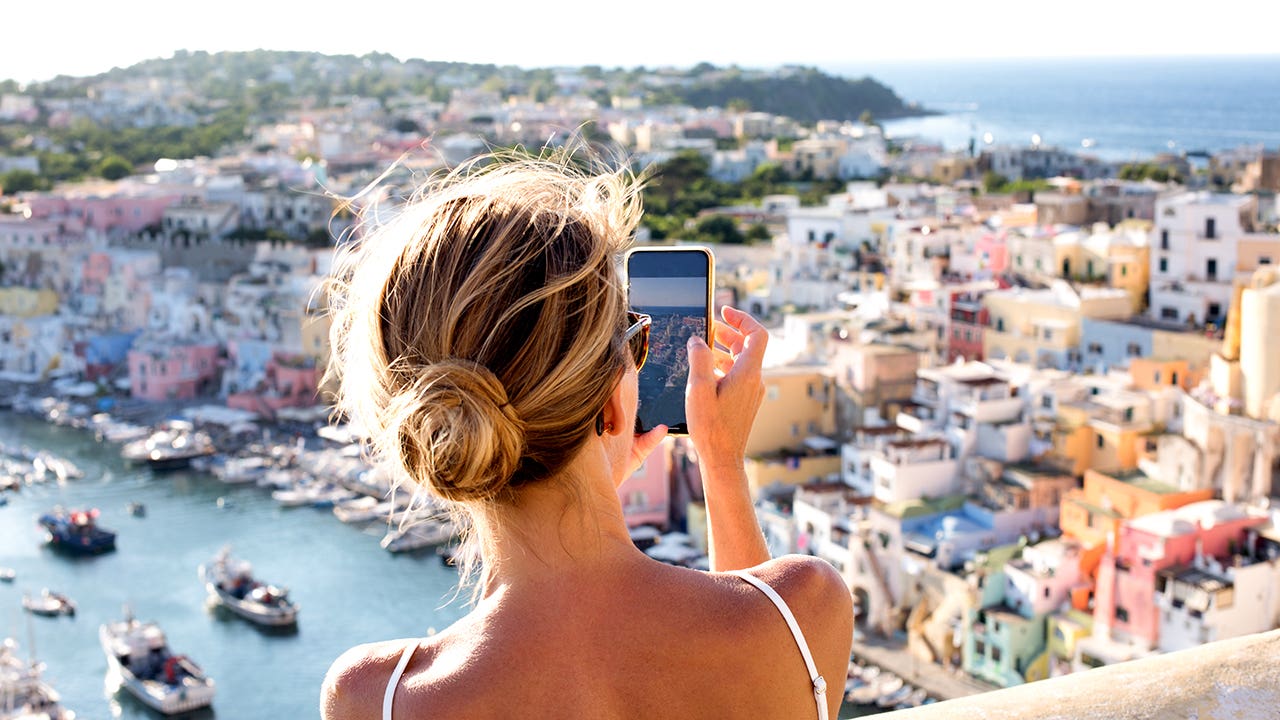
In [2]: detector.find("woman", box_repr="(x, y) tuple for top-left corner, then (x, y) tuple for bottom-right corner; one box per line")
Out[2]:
(321, 154), (853, 719)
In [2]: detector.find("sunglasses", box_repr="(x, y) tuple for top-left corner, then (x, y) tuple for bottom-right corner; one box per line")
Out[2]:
(624, 311), (651, 372)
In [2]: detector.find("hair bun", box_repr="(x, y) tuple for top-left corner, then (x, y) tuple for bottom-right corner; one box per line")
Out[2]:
(393, 359), (525, 503)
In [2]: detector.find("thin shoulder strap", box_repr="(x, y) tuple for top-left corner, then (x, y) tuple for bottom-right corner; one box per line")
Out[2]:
(732, 570), (829, 720)
(382, 640), (418, 720)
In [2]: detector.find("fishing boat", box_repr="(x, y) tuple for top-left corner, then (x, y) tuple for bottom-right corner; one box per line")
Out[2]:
(0, 637), (76, 719)
(380, 520), (457, 553)
(22, 590), (76, 618)
(99, 608), (215, 715)
(37, 508), (116, 555)
(121, 422), (215, 471)
(197, 547), (298, 627)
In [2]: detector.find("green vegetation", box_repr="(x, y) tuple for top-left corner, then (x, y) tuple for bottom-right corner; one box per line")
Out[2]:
(982, 171), (1053, 197)
(670, 66), (928, 124)
(638, 151), (841, 242)
(1118, 162), (1183, 184)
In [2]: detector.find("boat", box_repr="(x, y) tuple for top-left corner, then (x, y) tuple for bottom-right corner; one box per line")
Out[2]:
(198, 547), (298, 627)
(380, 520), (457, 553)
(121, 422), (215, 471)
(894, 687), (930, 710)
(38, 508), (116, 555)
(126, 501), (146, 517)
(332, 495), (383, 524)
(22, 590), (76, 618)
(0, 567), (14, 582)
(99, 608), (215, 715)
(877, 682), (914, 708)
(211, 455), (270, 485)
(0, 637), (76, 719)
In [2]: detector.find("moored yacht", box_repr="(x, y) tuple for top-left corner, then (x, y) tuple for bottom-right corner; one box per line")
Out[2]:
(99, 607), (215, 715)
(121, 422), (215, 471)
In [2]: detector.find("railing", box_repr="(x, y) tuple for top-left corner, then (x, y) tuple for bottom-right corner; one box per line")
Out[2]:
(889, 629), (1280, 718)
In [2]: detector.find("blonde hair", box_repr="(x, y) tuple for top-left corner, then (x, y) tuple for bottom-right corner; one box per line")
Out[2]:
(326, 152), (642, 517)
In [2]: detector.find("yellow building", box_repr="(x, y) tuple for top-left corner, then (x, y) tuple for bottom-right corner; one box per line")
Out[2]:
(742, 365), (839, 494)
(0, 287), (58, 317)
(745, 365), (837, 456)
(984, 281), (1131, 368)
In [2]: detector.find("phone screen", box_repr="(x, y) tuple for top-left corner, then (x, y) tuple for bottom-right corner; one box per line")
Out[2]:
(626, 248), (712, 435)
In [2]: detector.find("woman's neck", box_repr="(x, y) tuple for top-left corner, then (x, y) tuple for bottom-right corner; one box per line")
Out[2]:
(471, 450), (647, 593)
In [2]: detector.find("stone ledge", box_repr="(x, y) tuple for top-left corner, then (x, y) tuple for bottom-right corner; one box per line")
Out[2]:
(888, 629), (1280, 719)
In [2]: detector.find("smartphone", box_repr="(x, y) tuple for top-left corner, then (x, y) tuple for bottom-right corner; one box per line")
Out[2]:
(625, 246), (714, 435)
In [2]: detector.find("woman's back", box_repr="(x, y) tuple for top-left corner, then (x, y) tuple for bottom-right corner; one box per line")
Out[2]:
(323, 554), (851, 719)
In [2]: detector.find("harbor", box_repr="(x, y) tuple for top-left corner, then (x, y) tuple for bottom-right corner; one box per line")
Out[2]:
(0, 407), (471, 719)
(0, 405), (911, 718)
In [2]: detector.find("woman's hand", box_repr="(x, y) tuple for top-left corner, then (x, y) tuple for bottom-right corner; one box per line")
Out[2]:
(685, 306), (768, 475)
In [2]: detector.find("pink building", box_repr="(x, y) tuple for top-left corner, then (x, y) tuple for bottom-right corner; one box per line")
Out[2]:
(26, 191), (182, 236)
(227, 353), (321, 416)
(128, 341), (221, 401)
(975, 232), (1010, 275)
(1094, 500), (1266, 648)
(617, 438), (672, 529)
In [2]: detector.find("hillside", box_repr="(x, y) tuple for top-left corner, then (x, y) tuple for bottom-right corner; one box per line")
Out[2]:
(671, 66), (930, 123)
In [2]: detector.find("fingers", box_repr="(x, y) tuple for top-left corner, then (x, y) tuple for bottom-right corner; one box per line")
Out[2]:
(713, 320), (744, 354)
(712, 347), (734, 376)
(720, 306), (768, 372)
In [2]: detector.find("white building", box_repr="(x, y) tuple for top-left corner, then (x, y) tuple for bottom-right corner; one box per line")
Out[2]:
(1148, 192), (1257, 327)
(1004, 539), (1086, 618)
(870, 437), (960, 503)
(1154, 532), (1280, 652)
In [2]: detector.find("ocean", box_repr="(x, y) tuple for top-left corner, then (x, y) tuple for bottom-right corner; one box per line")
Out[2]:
(823, 55), (1280, 162)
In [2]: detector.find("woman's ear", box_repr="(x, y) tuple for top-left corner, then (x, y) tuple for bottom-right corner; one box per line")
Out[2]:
(601, 368), (629, 436)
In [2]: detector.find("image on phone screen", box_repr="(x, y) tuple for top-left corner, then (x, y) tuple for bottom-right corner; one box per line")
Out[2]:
(627, 250), (711, 435)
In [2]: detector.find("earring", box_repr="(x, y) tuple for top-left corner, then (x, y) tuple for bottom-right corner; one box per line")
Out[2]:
(595, 413), (606, 436)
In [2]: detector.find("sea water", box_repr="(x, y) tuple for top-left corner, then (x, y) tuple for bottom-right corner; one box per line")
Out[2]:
(826, 54), (1280, 162)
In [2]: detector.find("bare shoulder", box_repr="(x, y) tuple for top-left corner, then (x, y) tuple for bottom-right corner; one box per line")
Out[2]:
(748, 554), (854, 618)
(320, 639), (418, 720)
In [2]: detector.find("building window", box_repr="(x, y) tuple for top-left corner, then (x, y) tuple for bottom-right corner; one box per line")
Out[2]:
(1127, 343), (1142, 357)
(1121, 265), (1128, 277)
(1208, 303), (1222, 320)
(1171, 371), (1179, 385)
(1116, 606), (1130, 623)
(1205, 217), (1216, 239)
(1041, 396), (1053, 409)
(1160, 229), (1170, 250)
(1261, 256), (1273, 266)
(1206, 259), (1217, 281)
(1159, 257), (1168, 273)
(1161, 307), (1178, 320)
(996, 318), (1005, 332)
(1088, 342), (1103, 354)
(1096, 434), (1105, 449)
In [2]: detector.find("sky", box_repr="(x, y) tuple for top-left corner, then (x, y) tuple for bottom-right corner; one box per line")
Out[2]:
(4, 1), (1278, 84)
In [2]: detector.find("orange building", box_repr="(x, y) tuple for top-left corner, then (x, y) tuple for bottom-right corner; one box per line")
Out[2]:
(1060, 468), (1213, 551)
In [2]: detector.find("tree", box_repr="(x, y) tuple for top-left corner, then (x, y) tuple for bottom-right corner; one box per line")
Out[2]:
(96, 155), (133, 180)
(0, 169), (44, 193)
(983, 171), (1009, 194)
(691, 214), (745, 245)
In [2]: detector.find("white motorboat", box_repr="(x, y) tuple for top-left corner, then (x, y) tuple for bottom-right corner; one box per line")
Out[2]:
(121, 422), (215, 471)
(332, 496), (382, 523)
(212, 455), (271, 484)
(198, 548), (298, 627)
(0, 567), (14, 582)
(0, 637), (76, 719)
(22, 590), (76, 618)
(381, 520), (457, 553)
(99, 608), (214, 715)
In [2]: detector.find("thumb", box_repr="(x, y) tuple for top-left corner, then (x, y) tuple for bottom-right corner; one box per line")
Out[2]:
(687, 335), (717, 389)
